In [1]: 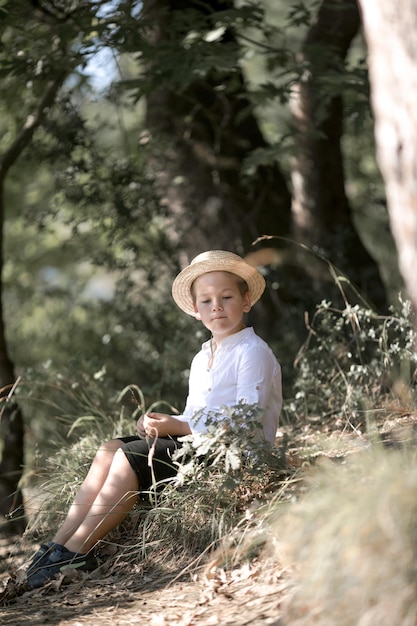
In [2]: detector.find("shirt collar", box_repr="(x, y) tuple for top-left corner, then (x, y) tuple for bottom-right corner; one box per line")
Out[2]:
(201, 326), (254, 352)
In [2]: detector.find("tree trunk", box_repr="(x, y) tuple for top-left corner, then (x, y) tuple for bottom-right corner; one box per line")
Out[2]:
(0, 74), (65, 533)
(359, 1), (417, 321)
(139, 0), (294, 338)
(142, 0), (292, 259)
(290, 0), (387, 311)
(0, 183), (26, 533)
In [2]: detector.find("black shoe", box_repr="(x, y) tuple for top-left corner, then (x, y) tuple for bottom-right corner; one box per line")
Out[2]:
(25, 541), (57, 577)
(26, 543), (97, 590)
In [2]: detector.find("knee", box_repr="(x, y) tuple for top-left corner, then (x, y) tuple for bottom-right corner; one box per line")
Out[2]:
(111, 448), (139, 488)
(96, 439), (124, 457)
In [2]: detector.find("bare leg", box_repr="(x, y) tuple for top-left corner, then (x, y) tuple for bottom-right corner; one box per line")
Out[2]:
(52, 439), (125, 546)
(63, 448), (139, 554)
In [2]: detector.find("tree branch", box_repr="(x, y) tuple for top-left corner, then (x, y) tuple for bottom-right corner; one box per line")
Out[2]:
(0, 72), (66, 184)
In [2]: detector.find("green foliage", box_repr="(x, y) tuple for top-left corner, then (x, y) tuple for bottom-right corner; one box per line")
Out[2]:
(0, 0), (110, 99)
(113, 2), (267, 97)
(174, 402), (286, 497)
(4, 93), (199, 441)
(16, 368), (137, 465)
(288, 296), (417, 426)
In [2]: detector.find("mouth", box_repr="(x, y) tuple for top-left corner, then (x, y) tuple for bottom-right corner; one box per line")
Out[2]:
(212, 316), (226, 321)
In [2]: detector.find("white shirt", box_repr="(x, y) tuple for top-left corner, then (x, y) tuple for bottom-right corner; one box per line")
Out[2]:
(176, 327), (282, 443)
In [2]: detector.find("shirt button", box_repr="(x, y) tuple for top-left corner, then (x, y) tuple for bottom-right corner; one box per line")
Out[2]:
(256, 385), (260, 390)
(208, 388), (211, 392)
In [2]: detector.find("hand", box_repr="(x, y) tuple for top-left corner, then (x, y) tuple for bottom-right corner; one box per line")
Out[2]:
(142, 412), (191, 438)
(136, 415), (146, 438)
(143, 412), (174, 438)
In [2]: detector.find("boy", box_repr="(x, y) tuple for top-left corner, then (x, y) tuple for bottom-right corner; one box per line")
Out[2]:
(24, 250), (282, 589)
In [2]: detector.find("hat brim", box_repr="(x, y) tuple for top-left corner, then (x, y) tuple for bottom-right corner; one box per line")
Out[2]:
(172, 250), (266, 316)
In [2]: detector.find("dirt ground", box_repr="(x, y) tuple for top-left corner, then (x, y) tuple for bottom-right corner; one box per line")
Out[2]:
(1, 411), (415, 626)
(0, 535), (288, 626)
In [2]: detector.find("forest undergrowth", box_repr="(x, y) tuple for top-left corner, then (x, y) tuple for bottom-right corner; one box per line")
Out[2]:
(1, 296), (417, 625)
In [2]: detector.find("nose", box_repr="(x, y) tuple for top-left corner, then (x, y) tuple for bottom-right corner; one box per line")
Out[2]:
(211, 299), (223, 311)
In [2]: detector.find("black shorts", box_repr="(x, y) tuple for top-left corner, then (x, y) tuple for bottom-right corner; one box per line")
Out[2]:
(119, 435), (183, 492)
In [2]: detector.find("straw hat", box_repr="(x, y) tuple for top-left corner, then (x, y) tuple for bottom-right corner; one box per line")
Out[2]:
(172, 250), (266, 316)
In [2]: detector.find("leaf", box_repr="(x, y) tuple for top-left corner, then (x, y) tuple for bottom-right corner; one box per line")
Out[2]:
(225, 448), (241, 472)
(204, 26), (226, 42)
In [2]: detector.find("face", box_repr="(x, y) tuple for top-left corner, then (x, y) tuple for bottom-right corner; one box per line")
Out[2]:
(192, 271), (251, 342)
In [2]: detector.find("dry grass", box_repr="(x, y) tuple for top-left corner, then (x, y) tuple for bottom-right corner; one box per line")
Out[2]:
(271, 431), (417, 625)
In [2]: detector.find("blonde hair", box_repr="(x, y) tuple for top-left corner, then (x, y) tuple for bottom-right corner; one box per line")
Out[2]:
(190, 271), (249, 304)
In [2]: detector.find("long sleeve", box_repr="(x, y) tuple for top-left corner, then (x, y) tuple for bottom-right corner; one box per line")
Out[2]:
(175, 328), (282, 443)
(233, 345), (282, 442)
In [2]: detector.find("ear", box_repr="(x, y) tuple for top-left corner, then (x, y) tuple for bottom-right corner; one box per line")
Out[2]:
(243, 293), (252, 313)
(193, 304), (202, 320)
